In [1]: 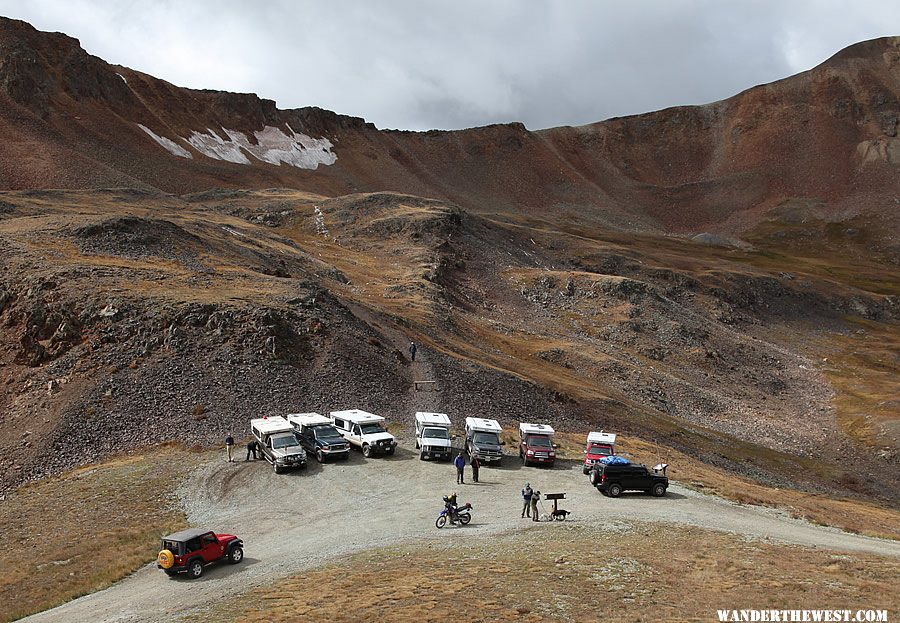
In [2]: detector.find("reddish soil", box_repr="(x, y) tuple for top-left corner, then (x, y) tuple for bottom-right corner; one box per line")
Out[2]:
(0, 18), (898, 237)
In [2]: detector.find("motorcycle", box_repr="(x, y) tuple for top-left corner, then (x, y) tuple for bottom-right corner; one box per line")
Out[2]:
(435, 502), (473, 528)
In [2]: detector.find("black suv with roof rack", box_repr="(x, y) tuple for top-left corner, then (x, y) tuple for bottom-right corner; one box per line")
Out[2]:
(589, 462), (668, 497)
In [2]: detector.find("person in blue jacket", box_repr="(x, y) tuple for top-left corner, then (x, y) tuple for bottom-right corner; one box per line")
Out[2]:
(454, 452), (466, 484)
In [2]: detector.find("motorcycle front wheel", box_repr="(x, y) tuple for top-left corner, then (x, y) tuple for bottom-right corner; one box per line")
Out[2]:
(435, 515), (447, 529)
(458, 512), (471, 525)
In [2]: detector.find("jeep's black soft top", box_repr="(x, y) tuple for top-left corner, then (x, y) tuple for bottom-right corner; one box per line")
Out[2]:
(162, 528), (211, 543)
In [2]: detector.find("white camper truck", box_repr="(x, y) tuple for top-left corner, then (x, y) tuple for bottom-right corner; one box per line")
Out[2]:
(583, 430), (617, 474)
(518, 422), (556, 466)
(330, 409), (397, 457)
(414, 412), (453, 461)
(287, 412), (351, 463)
(250, 416), (307, 474)
(464, 417), (503, 464)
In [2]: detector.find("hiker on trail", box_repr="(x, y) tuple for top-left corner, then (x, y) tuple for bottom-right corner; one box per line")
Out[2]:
(471, 455), (481, 483)
(454, 452), (466, 484)
(225, 433), (235, 462)
(521, 482), (533, 518)
(531, 490), (541, 522)
(409, 341), (417, 361)
(246, 439), (260, 461)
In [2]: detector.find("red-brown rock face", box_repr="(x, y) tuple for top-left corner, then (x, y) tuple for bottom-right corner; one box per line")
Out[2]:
(0, 17), (898, 235)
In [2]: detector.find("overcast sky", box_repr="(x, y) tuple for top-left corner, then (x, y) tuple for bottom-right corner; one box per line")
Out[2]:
(1, 1), (897, 131)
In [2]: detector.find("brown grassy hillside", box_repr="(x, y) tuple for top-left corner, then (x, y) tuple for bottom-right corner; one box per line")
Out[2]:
(0, 189), (896, 506)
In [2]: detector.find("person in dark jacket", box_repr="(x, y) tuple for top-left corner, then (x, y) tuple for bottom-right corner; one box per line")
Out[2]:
(225, 433), (235, 462)
(454, 452), (466, 484)
(531, 490), (541, 522)
(409, 341), (417, 361)
(470, 455), (481, 483)
(246, 440), (260, 461)
(521, 482), (533, 518)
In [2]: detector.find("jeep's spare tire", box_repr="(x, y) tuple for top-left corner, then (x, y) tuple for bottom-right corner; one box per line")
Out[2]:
(157, 549), (175, 569)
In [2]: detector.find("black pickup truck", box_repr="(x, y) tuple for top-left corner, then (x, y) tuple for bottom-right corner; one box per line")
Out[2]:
(589, 462), (668, 497)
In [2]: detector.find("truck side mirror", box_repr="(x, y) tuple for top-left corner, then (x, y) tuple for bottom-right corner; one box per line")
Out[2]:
(500, 441), (506, 446)
(553, 443), (559, 449)
(583, 449), (587, 453)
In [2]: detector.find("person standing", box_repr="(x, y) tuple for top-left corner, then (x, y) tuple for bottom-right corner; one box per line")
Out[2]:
(470, 455), (481, 483)
(454, 452), (466, 484)
(225, 433), (235, 462)
(521, 482), (533, 518)
(409, 341), (417, 362)
(531, 490), (541, 522)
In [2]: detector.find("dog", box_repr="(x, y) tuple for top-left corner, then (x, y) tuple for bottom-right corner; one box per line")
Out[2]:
(550, 509), (571, 521)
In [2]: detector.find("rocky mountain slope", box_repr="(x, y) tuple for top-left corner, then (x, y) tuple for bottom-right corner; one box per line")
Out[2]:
(0, 19), (897, 506)
(1, 17), (899, 236)
(0, 187), (896, 501)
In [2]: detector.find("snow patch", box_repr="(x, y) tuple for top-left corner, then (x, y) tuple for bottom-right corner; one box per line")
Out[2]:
(183, 126), (337, 169)
(116, 72), (128, 84)
(185, 128), (251, 164)
(221, 226), (247, 238)
(137, 124), (192, 159)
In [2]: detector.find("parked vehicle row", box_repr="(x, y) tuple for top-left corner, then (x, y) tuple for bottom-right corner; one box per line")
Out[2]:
(252, 409), (398, 471)
(250, 410), (639, 485)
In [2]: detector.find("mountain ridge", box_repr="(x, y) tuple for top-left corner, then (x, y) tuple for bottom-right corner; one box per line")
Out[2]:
(1, 17), (898, 236)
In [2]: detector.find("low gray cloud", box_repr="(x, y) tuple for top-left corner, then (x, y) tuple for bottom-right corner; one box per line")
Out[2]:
(1, 0), (897, 130)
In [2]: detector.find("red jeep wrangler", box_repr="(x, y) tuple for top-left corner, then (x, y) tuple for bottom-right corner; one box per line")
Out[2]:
(157, 528), (243, 579)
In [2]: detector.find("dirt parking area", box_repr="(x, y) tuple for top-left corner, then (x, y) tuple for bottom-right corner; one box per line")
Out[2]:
(19, 440), (900, 623)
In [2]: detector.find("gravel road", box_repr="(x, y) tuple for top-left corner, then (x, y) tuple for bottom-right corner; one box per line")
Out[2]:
(23, 440), (900, 623)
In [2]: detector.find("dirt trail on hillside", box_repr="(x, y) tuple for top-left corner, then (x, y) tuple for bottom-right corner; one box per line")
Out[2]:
(23, 444), (900, 623)
(345, 301), (445, 417)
